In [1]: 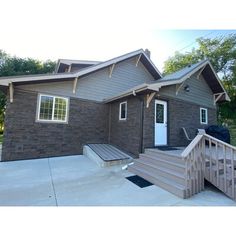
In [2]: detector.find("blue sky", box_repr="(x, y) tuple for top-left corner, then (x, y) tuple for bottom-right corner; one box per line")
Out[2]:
(150, 30), (236, 71)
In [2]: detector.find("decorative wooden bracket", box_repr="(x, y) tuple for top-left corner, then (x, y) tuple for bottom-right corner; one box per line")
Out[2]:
(196, 65), (206, 79)
(214, 92), (225, 105)
(146, 92), (156, 108)
(109, 64), (115, 78)
(9, 82), (14, 103)
(73, 77), (78, 94)
(176, 82), (185, 95)
(136, 54), (142, 67)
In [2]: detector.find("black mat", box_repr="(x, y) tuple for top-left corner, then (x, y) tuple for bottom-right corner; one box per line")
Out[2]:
(157, 146), (179, 151)
(126, 175), (153, 188)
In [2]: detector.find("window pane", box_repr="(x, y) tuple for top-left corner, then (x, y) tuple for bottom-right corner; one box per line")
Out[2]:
(201, 109), (207, 123)
(156, 104), (164, 123)
(120, 103), (126, 119)
(53, 97), (67, 121)
(39, 96), (53, 120)
(202, 110), (205, 123)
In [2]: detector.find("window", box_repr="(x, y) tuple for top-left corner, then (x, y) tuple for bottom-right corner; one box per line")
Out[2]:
(119, 101), (127, 120)
(200, 108), (208, 124)
(37, 94), (69, 123)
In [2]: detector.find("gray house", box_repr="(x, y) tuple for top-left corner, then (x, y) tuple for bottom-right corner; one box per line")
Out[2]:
(0, 49), (230, 162)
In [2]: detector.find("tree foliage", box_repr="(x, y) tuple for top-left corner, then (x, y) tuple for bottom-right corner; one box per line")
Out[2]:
(163, 34), (236, 123)
(0, 50), (56, 131)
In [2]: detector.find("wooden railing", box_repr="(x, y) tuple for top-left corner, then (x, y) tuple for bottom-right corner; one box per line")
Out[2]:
(181, 135), (205, 197)
(181, 134), (236, 200)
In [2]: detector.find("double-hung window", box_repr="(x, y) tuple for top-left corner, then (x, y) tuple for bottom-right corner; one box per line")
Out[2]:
(200, 108), (208, 125)
(119, 101), (127, 120)
(37, 94), (69, 123)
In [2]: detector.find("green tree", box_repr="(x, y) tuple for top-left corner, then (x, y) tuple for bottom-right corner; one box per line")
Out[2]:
(0, 50), (56, 132)
(163, 34), (236, 123)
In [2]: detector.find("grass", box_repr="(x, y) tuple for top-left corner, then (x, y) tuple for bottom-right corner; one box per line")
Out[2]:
(0, 134), (3, 144)
(229, 124), (236, 146)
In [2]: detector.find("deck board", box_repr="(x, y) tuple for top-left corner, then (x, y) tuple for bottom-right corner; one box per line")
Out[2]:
(87, 144), (132, 161)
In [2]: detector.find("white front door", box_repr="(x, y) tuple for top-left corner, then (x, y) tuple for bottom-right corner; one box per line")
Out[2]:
(155, 100), (167, 146)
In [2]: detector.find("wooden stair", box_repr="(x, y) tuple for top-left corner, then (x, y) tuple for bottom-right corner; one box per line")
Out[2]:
(128, 149), (189, 198)
(129, 134), (236, 202)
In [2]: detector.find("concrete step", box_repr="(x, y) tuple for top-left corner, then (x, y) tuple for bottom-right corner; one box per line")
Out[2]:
(139, 153), (185, 174)
(128, 165), (187, 199)
(133, 159), (185, 185)
(144, 149), (185, 165)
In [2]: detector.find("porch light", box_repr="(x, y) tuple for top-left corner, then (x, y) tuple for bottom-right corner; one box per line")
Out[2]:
(184, 85), (190, 92)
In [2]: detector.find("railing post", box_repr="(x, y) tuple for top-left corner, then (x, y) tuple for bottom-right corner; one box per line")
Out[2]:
(202, 137), (206, 190)
(223, 146), (227, 193)
(216, 143), (219, 187)
(209, 139), (212, 182)
(231, 149), (234, 199)
(185, 158), (189, 197)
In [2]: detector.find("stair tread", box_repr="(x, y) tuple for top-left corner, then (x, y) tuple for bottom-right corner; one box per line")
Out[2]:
(145, 148), (182, 158)
(129, 165), (186, 191)
(134, 159), (185, 179)
(140, 153), (185, 168)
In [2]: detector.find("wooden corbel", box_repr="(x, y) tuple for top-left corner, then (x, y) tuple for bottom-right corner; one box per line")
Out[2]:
(146, 92), (156, 108)
(73, 77), (78, 94)
(109, 64), (115, 78)
(9, 82), (14, 103)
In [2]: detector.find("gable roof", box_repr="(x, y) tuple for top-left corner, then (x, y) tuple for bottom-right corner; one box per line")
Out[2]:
(55, 59), (100, 73)
(104, 59), (230, 103)
(160, 59), (208, 82)
(0, 49), (162, 86)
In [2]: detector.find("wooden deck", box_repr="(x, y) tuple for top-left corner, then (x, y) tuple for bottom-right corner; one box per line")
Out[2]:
(129, 135), (236, 201)
(87, 144), (132, 162)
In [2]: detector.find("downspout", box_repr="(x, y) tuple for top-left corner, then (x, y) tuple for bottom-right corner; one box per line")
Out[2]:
(108, 103), (111, 143)
(135, 93), (144, 154)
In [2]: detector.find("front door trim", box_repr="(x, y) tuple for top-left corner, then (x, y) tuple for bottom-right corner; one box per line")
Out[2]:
(154, 99), (167, 146)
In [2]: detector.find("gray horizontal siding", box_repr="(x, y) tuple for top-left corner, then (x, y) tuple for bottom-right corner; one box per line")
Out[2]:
(17, 58), (155, 102)
(159, 73), (216, 109)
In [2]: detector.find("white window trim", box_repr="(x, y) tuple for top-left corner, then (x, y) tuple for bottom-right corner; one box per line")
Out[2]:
(119, 101), (127, 121)
(200, 107), (208, 125)
(37, 94), (69, 123)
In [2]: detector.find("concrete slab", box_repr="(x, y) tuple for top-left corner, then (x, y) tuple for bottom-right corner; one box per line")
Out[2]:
(0, 158), (56, 206)
(0, 155), (236, 206)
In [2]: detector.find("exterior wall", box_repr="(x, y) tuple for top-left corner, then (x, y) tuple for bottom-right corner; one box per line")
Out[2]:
(160, 73), (216, 109)
(109, 96), (142, 157)
(2, 89), (109, 161)
(17, 58), (155, 102)
(143, 95), (217, 148)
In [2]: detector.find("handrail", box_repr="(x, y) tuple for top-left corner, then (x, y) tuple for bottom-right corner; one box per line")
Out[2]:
(204, 134), (236, 151)
(181, 134), (203, 158)
(181, 132), (236, 199)
(181, 133), (236, 158)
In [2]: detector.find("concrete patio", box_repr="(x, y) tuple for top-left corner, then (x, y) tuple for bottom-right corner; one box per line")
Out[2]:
(0, 155), (236, 206)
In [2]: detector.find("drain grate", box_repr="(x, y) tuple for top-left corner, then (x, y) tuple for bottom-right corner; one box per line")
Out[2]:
(126, 175), (153, 188)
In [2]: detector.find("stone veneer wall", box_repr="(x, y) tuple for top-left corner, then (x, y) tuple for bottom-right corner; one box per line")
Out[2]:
(2, 89), (109, 161)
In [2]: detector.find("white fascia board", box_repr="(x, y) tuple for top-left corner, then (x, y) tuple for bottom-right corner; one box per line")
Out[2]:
(0, 73), (76, 86)
(141, 52), (162, 78)
(207, 61), (231, 101)
(59, 59), (100, 65)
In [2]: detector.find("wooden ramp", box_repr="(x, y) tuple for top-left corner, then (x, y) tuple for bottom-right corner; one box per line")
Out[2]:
(86, 144), (132, 162)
